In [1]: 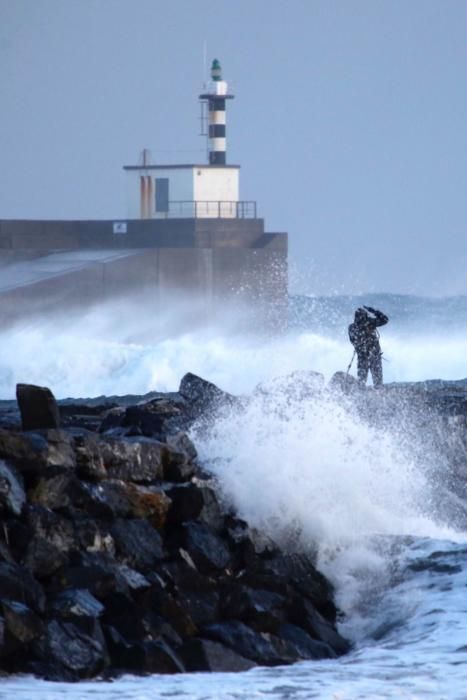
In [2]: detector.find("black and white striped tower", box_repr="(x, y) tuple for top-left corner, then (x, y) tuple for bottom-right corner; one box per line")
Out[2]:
(199, 59), (234, 165)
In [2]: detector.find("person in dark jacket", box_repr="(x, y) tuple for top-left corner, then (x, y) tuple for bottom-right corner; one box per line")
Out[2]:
(348, 306), (389, 387)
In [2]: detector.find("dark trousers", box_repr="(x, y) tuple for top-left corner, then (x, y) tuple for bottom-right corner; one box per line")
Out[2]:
(357, 348), (383, 387)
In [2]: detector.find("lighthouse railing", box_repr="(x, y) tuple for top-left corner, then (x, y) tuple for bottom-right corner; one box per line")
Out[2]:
(160, 201), (257, 219)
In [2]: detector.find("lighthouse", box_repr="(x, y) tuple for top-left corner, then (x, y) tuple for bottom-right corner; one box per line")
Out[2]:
(199, 59), (234, 165)
(123, 59), (251, 220)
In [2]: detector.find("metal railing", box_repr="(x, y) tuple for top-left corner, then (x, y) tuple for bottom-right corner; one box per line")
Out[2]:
(157, 201), (257, 219)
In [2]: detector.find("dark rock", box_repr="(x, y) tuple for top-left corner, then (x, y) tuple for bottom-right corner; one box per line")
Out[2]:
(181, 637), (256, 672)
(24, 535), (69, 578)
(59, 553), (120, 599)
(197, 482), (225, 532)
(166, 431), (197, 462)
(72, 479), (132, 519)
(132, 639), (185, 674)
(71, 514), (115, 556)
(221, 585), (286, 632)
(124, 484), (171, 528)
(100, 437), (166, 483)
(179, 373), (235, 415)
(165, 483), (204, 524)
(16, 383), (60, 431)
(49, 589), (105, 619)
(278, 622), (337, 659)
(1, 599), (43, 644)
(111, 519), (165, 571)
(114, 564), (151, 593)
(33, 619), (107, 678)
(73, 433), (107, 480)
(0, 460), (25, 516)
(202, 621), (291, 666)
(29, 472), (80, 511)
(0, 430), (49, 474)
(288, 596), (350, 654)
(181, 521), (231, 572)
(121, 398), (185, 437)
(0, 562), (46, 613)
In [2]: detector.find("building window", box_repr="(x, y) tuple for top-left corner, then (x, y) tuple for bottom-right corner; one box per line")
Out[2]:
(155, 178), (169, 212)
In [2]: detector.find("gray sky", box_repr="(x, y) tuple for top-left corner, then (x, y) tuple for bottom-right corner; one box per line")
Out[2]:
(1, 0), (467, 295)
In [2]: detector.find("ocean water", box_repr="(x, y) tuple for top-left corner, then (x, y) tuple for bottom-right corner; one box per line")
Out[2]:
(1, 293), (467, 699)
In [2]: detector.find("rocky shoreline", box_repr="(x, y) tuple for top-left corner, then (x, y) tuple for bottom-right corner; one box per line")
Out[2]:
(0, 373), (351, 681)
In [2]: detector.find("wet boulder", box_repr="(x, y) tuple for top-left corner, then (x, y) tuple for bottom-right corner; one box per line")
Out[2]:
(49, 589), (105, 619)
(99, 437), (167, 483)
(179, 373), (235, 417)
(110, 518), (165, 571)
(202, 620), (291, 666)
(33, 619), (107, 679)
(278, 622), (337, 659)
(181, 521), (231, 572)
(220, 585), (286, 633)
(181, 637), (256, 672)
(165, 483), (205, 524)
(121, 398), (187, 438)
(16, 384), (60, 431)
(288, 595), (350, 654)
(0, 562), (46, 613)
(1, 600), (43, 644)
(0, 460), (25, 516)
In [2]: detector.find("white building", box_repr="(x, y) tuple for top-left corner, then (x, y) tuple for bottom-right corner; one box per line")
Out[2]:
(123, 59), (256, 220)
(123, 162), (245, 220)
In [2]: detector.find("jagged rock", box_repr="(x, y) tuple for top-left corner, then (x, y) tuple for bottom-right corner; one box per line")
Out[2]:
(33, 619), (107, 679)
(73, 432), (107, 480)
(72, 480), (132, 518)
(100, 437), (166, 483)
(60, 560), (118, 600)
(114, 564), (151, 593)
(110, 519), (165, 571)
(1, 600), (43, 644)
(27, 505), (76, 555)
(278, 622), (337, 659)
(197, 482), (225, 532)
(16, 384), (60, 431)
(121, 398), (185, 437)
(38, 430), (76, 470)
(181, 637), (256, 672)
(179, 373), (234, 415)
(181, 522), (231, 572)
(49, 589), (105, 619)
(124, 484), (171, 528)
(0, 562), (46, 613)
(202, 620), (292, 666)
(221, 585), (286, 632)
(71, 515), (115, 555)
(165, 483), (204, 524)
(288, 595), (350, 654)
(24, 535), (69, 578)
(0, 460), (25, 516)
(0, 430), (49, 474)
(29, 472), (79, 511)
(166, 431), (197, 463)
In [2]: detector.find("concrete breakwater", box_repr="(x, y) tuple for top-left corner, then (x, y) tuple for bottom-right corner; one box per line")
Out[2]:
(0, 374), (349, 681)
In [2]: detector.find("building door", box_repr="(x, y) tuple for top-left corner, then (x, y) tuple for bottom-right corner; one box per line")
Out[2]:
(155, 178), (169, 213)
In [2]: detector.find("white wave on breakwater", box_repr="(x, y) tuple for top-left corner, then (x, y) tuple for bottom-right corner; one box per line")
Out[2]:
(2, 296), (467, 697)
(1, 296), (467, 399)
